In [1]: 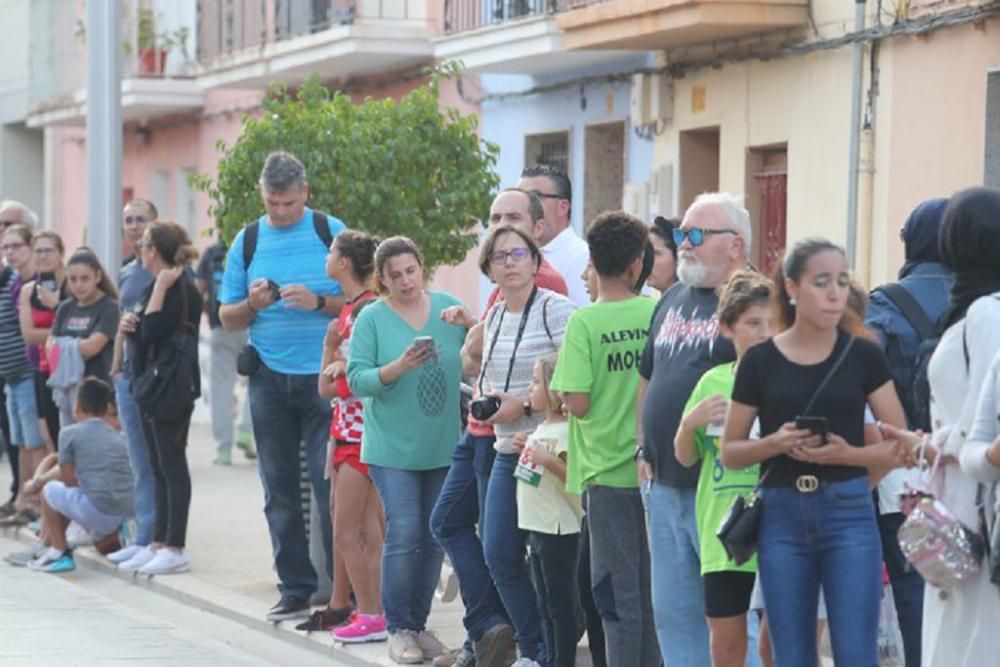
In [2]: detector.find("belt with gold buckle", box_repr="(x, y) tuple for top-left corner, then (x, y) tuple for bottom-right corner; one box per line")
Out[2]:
(794, 475), (820, 493)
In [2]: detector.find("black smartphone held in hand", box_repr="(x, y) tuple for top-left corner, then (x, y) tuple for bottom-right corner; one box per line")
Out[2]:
(795, 416), (829, 444)
(266, 279), (281, 301)
(39, 272), (57, 292)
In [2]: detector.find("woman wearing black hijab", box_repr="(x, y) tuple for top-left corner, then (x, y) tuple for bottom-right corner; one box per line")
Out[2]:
(881, 186), (1000, 666)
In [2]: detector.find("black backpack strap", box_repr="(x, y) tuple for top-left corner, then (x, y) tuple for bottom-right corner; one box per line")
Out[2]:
(541, 296), (554, 344)
(242, 221), (260, 271)
(876, 283), (934, 340)
(313, 212), (333, 249)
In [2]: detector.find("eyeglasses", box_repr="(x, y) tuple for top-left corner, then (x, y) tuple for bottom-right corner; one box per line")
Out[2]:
(490, 247), (532, 265)
(672, 228), (738, 247)
(124, 215), (148, 224)
(528, 190), (566, 201)
(34, 247), (57, 256)
(1, 242), (26, 252)
(0, 220), (18, 228)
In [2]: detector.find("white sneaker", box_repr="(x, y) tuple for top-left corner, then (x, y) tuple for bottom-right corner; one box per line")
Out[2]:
(66, 522), (93, 548)
(510, 659), (541, 667)
(107, 544), (144, 564)
(118, 545), (157, 572)
(137, 549), (189, 575)
(28, 547), (62, 570)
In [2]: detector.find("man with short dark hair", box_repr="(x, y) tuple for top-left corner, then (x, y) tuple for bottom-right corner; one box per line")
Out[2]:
(219, 151), (347, 621)
(551, 211), (659, 666)
(519, 165), (589, 306)
(106, 199), (159, 568)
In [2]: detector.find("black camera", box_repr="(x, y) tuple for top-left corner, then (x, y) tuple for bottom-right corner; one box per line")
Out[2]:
(469, 396), (501, 421)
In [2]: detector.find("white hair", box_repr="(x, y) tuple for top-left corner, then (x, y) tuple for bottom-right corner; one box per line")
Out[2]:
(0, 200), (38, 229)
(688, 192), (752, 259)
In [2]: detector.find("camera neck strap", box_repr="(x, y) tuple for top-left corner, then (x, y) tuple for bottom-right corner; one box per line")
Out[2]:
(477, 286), (539, 397)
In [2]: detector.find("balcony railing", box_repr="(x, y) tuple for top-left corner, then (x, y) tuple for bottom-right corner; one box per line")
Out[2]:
(442, 0), (602, 34)
(197, 0), (419, 67)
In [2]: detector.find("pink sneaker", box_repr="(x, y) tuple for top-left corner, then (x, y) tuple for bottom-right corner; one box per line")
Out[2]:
(332, 613), (388, 644)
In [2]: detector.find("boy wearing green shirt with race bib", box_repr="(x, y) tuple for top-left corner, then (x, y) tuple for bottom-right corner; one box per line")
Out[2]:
(674, 271), (773, 667)
(551, 212), (658, 666)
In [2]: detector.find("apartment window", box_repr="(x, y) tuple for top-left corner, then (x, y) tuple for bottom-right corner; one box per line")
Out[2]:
(525, 131), (570, 176)
(985, 71), (1000, 188)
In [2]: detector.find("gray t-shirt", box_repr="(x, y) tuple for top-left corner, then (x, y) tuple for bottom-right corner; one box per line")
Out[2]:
(118, 258), (154, 375)
(57, 418), (134, 517)
(639, 284), (736, 487)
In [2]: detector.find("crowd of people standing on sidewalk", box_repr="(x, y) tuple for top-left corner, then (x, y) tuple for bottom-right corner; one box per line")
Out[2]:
(4, 149), (1000, 667)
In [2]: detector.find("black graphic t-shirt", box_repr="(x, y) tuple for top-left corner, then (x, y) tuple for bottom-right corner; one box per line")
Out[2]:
(639, 284), (736, 487)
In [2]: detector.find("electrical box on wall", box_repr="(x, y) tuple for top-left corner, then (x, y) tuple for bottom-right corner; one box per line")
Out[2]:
(630, 74), (674, 127)
(649, 163), (675, 217)
(623, 181), (650, 221)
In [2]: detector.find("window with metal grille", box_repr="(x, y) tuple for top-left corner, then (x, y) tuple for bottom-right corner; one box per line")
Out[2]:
(525, 131), (570, 175)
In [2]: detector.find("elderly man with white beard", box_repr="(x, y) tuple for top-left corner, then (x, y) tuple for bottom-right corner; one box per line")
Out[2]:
(635, 192), (752, 666)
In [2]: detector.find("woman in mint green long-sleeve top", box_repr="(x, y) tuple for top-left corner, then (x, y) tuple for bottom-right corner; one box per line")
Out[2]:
(346, 236), (467, 663)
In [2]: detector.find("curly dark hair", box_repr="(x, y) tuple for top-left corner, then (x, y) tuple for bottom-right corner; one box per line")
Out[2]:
(335, 230), (380, 283)
(586, 211), (649, 278)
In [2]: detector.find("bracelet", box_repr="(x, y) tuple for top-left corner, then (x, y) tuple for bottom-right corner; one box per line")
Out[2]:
(246, 299), (258, 314)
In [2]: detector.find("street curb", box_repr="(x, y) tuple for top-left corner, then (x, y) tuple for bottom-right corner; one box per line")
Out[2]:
(1, 526), (381, 667)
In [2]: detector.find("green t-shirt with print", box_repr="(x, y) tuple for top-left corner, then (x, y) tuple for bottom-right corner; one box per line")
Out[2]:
(684, 362), (760, 574)
(551, 296), (656, 493)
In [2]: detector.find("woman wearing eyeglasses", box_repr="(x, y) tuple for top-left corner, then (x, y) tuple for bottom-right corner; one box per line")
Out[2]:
(18, 231), (68, 453)
(469, 225), (574, 666)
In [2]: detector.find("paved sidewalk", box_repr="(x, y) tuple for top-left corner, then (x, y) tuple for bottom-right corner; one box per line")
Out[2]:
(0, 421), (468, 667)
(0, 533), (336, 666)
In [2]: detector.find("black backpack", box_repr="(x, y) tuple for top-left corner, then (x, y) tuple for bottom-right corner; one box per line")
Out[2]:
(241, 212), (333, 270)
(874, 283), (937, 432)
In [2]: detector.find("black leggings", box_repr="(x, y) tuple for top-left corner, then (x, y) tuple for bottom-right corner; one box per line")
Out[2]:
(141, 409), (193, 548)
(33, 371), (60, 450)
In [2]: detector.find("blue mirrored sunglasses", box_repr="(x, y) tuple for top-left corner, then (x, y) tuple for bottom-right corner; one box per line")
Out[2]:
(672, 228), (738, 247)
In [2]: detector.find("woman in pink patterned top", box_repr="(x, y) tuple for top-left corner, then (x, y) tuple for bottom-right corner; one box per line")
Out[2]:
(302, 230), (387, 643)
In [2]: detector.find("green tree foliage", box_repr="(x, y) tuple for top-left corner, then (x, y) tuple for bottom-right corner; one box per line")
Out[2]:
(190, 65), (499, 272)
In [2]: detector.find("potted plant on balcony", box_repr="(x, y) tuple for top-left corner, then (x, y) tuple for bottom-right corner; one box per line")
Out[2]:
(135, 7), (167, 75)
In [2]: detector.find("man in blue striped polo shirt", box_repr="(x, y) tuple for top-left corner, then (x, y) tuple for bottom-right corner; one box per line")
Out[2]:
(219, 151), (347, 621)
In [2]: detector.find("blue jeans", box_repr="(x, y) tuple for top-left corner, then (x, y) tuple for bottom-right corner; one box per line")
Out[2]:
(483, 452), (545, 662)
(249, 364), (333, 600)
(370, 464), (448, 633)
(758, 476), (881, 667)
(878, 511), (924, 667)
(645, 481), (711, 667)
(430, 431), (507, 641)
(115, 375), (156, 546)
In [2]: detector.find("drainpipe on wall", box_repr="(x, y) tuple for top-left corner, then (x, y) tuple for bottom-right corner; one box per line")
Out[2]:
(845, 0), (867, 269)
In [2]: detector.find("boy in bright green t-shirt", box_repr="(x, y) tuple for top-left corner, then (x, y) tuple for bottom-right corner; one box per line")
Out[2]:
(674, 271), (773, 667)
(551, 212), (658, 665)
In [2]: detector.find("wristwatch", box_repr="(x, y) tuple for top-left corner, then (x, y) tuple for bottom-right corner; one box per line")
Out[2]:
(523, 401), (533, 418)
(314, 295), (326, 312)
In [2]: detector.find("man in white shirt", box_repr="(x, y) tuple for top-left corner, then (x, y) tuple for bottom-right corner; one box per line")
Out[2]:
(518, 165), (590, 307)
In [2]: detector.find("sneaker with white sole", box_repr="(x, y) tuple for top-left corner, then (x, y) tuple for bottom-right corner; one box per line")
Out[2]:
(510, 659), (541, 667)
(66, 522), (93, 548)
(4, 541), (46, 567)
(118, 545), (157, 572)
(107, 544), (144, 564)
(333, 613), (388, 643)
(388, 631), (424, 665)
(137, 549), (189, 575)
(415, 630), (447, 659)
(28, 547), (63, 570)
(31, 552), (75, 573)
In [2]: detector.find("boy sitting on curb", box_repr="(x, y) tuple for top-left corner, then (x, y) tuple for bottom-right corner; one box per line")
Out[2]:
(30, 377), (134, 573)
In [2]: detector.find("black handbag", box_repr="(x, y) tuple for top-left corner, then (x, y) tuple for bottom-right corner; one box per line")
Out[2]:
(132, 281), (200, 421)
(716, 336), (857, 565)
